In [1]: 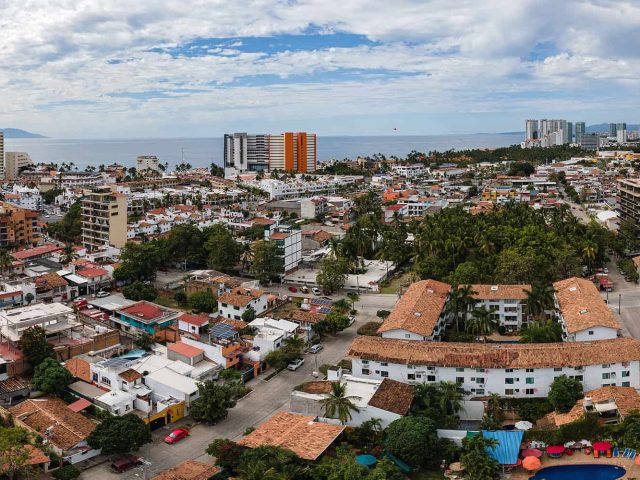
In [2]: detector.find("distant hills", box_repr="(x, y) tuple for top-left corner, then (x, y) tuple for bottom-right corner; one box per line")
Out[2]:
(0, 128), (47, 138)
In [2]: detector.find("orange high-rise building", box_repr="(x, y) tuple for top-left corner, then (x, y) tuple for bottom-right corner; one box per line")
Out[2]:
(0, 202), (41, 248)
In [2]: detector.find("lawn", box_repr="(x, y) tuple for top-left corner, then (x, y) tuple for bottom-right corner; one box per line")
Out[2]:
(380, 272), (413, 294)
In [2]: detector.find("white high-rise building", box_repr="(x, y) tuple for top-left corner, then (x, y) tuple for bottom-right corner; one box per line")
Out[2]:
(136, 155), (162, 175)
(525, 120), (538, 140)
(617, 129), (628, 143)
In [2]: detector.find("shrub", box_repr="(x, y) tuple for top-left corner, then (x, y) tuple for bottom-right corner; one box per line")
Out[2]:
(52, 465), (81, 480)
(357, 322), (382, 336)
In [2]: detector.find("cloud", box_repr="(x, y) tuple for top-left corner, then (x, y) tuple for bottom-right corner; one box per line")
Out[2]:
(0, 0), (639, 137)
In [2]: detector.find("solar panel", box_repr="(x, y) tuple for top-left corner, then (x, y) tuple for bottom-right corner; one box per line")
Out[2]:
(311, 298), (333, 306)
(210, 323), (237, 340)
(102, 357), (131, 368)
(318, 307), (332, 314)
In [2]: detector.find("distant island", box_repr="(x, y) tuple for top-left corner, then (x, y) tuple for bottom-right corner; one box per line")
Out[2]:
(0, 128), (47, 138)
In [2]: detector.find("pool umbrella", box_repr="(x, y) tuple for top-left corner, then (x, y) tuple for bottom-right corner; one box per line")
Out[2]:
(521, 448), (542, 458)
(635, 456), (640, 466)
(448, 462), (464, 472)
(593, 441), (612, 451)
(522, 456), (541, 471)
(546, 445), (565, 455)
(355, 455), (377, 467)
(515, 421), (533, 430)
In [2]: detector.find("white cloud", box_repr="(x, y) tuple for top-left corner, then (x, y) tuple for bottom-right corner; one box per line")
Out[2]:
(0, 0), (639, 137)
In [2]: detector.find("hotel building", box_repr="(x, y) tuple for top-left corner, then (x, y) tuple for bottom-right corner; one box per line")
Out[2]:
(81, 186), (127, 252)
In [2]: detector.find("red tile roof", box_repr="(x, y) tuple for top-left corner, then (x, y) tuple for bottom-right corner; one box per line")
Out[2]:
(11, 244), (62, 260)
(178, 313), (209, 327)
(119, 301), (165, 321)
(77, 267), (109, 279)
(168, 342), (204, 358)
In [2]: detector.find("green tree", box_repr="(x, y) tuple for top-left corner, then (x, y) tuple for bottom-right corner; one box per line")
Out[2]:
(87, 414), (152, 455)
(24, 292), (34, 304)
(189, 290), (217, 313)
(206, 438), (244, 471)
(250, 241), (283, 284)
(134, 333), (155, 351)
(384, 416), (440, 468)
(332, 298), (351, 314)
(548, 375), (583, 413)
(347, 292), (360, 311)
(17, 325), (55, 369)
(622, 416), (640, 450)
(122, 281), (158, 301)
(445, 284), (477, 333)
(0, 250), (13, 274)
(167, 223), (206, 265)
(466, 307), (497, 340)
(316, 256), (348, 294)
(460, 435), (500, 480)
(189, 381), (239, 423)
(376, 310), (391, 320)
(480, 393), (504, 430)
(524, 283), (555, 321)
(47, 201), (82, 243)
(412, 382), (462, 429)
(241, 306), (256, 322)
(519, 320), (562, 343)
(32, 357), (72, 395)
(204, 224), (241, 272)
(59, 243), (79, 265)
(264, 334), (305, 370)
(0, 427), (33, 480)
(113, 242), (166, 282)
(320, 382), (361, 424)
(173, 291), (187, 305)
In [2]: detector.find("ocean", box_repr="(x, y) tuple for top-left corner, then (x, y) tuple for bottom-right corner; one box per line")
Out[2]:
(4, 134), (523, 170)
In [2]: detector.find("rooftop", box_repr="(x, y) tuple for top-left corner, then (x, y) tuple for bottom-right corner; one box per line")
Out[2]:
(218, 288), (264, 307)
(178, 313), (209, 327)
(238, 411), (344, 460)
(118, 301), (179, 324)
(64, 357), (91, 383)
(168, 342), (205, 358)
(553, 277), (620, 333)
(348, 336), (640, 369)
(77, 267), (109, 279)
(368, 378), (415, 415)
(470, 284), (530, 301)
(11, 244), (63, 260)
(378, 279), (451, 337)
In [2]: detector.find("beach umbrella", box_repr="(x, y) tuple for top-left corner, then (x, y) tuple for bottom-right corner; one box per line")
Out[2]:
(521, 448), (542, 458)
(522, 456), (541, 471)
(355, 455), (377, 467)
(515, 421), (533, 430)
(449, 462), (464, 472)
(635, 456), (640, 466)
(546, 445), (565, 455)
(593, 441), (612, 451)
(580, 439), (592, 447)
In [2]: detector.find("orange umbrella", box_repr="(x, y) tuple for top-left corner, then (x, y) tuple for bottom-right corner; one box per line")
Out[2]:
(635, 456), (640, 466)
(523, 456), (541, 471)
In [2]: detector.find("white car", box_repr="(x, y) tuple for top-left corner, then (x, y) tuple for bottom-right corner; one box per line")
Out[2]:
(309, 344), (323, 354)
(287, 359), (304, 371)
(311, 287), (322, 296)
(96, 291), (110, 298)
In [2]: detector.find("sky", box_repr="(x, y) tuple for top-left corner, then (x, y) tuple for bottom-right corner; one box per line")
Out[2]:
(1, 0), (639, 138)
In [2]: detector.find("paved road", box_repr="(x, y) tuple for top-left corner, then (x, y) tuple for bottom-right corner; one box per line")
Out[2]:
(600, 261), (640, 339)
(82, 296), (398, 480)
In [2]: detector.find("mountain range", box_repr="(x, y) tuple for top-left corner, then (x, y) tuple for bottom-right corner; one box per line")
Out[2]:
(0, 128), (47, 138)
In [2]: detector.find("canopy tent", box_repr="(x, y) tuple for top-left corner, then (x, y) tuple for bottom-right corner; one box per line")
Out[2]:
(482, 431), (524, 465)
(546, 445), (565, 455)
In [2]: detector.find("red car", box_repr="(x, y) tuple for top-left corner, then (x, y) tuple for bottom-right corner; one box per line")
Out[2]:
(164, 428), (189, 444)
(288, 286), (298, 293)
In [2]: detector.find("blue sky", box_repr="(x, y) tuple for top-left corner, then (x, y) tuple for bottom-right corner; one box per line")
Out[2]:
(1, 0), (639, 138)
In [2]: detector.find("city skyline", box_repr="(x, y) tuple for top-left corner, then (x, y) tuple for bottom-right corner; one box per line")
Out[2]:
(1, 1), (640, 139)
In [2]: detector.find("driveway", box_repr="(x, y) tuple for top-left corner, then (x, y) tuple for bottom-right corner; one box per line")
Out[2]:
(81, 295), (397, 479)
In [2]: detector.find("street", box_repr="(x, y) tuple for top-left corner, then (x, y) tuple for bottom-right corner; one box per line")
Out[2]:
(600, 261), (640, 339)
(82, 294), (398, 479)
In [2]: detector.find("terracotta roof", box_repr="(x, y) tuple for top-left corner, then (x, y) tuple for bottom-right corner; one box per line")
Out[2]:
(119, 301), (173, 322)
(0, 377), (31, 395)
(64, 358), (91, 383)
(288, 310), (326, 324)
(168, 342), (204, 358)
(553, 277), (620, 333)
(470, 284), (530, 301)
(368, 378), (415, 415)
(252, 217), (276, 226)
(178, 313), (209, 327)
(377, 279), (451, 337)
(9, 398), (96, 450)
(544, 386), (640, 427)
(300, 381), (335, 394)
(312, 230), (333, 243)
(348, 336), (640, 369)
(271, 232), (289, 240)
(218, 318), (248, 330)
(119, 369), (143, 383)
(238, 411), (344, 460)
(35, 272), (68, 291)
(218, 288), (264, 308)
(77, 267), (109, 279)
(151, 460), (221, 480)
(11, 244), (62, 260)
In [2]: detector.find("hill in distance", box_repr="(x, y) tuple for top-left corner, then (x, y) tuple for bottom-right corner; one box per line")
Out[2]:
(0, 128), (47, 138)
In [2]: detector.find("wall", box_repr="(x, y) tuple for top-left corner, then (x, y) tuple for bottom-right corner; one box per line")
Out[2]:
(573, 326), (618, 342)
(53, 330), (121, 362)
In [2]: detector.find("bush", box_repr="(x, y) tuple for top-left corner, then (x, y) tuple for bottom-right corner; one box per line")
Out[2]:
(357, 322), (382, 336)
(189, 291), (217, 313)
(52, 465), (81, 480)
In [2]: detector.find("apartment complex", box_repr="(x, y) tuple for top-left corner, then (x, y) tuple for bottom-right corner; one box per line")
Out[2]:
(470, 284), (530, 331)
(0, 202), (41, 248)
(267, 225), (302, 273)
(224, 132), (316, 176)
(136, 155), (162, 175)
(81, 186), (127, 252)
(4, 152), (34, 181)
(616, 178), (640, 224)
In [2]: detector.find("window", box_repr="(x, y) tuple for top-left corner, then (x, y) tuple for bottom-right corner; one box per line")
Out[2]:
(362, 368), (370, 375)
(456, 368), (465, 372)
(526, 368), (534, 373)
(589, 331), (594, 335)
(476, 378), (485, 384)
(623, 381), (631, 387)
(525, 389), (535, 395)
(380, 371), (389, 378)
(234, 306), (240, 311)
(526, 377), (535, 384)
(407, 365), (415, 369)
(407, 374), (415, 380)
(475, 368), (484, 373)
(405, 334), (411, 338)
(380, 362), (388, 367)
(622, 371), (630, 378)
(575, 375), (583, 381)
(554, 367), (562, 372)
(505, 378), (514, 385)
(456, 377), (464, 384)
(475, 389), (485, 395)
(427, 375), (436, 382)
(602, 364), (611, 368)
(602, 373), (611, 380)
(221, 303), (227, 308)
(362, 360), (369, 365)
(575, 366), (583, 371)
(102, 377), (111, 386)
(505, 369), (514, 373)
(505, 389), (514, 395)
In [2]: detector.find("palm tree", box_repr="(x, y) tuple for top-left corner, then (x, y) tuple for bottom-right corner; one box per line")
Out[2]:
(320, 382), (361, 424)
(466, 307), (498, 341)
(59, 243), (79, 265)
(283, 334), (305, 352)
(0, 250), (13, 274)
(347, 292), (359, 311)
(582, 241), (597, 275)
(524, 284), (555, 321)
(446, 285), (477, 332)
(437, 381), (464, 416)
(332, 298), (351, 314)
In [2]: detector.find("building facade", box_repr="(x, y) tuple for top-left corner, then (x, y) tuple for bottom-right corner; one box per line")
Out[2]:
(81, 186), (127, 252)
(0, 202), (41, 248)
(136, 155), (162, 175)
(616, 178), (640, 224)
(4, 152), (34, 181)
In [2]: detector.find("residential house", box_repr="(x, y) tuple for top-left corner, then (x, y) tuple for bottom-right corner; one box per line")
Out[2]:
(76, 267), (111, 295)
(151, 460), (221, 480)
(115, 301), (181, 335)
(34, 273), (69, 302)
(177, 313), (210, 335)
(218, 287), (268, 321)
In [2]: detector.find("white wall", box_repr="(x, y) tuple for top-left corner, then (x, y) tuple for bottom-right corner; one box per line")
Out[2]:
(181, 336), (225, 365)
(573, 326), (618, 342)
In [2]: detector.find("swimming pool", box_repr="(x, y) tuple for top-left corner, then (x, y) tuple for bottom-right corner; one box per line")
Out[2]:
(530, 464), (626, 480)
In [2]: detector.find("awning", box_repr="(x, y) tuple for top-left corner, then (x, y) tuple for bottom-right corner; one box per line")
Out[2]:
(67, 398), (92, 412)
(594, 402), (618, 413)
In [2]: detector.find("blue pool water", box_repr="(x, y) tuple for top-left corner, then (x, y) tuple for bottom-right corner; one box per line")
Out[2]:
(530, 464), (625, 480)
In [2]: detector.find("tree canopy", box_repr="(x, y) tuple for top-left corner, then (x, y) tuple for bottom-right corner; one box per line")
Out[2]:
(17, 326), (55, 370)
(384, 416), (441, 468)
(87, 414), (152, 455)
(32, 357), (72, 395)
(548, 375), (583, 413)
(189, 381), (241, 424)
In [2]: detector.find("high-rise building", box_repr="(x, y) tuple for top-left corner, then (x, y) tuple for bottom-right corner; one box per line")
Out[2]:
(136, 155), (162, 176)
(567, 122), (573, 143)
(575, 122), (586, 144)
(580, 133), (601, 151)
(81, 186), (127, 253)
(224, 132), (316, 176)
(0, 131), (4, 179)
(617, 122), (627, 133)
(0, 201), (40, 248)
(525, 120), (538, 140)
(617, 179), (640, 224)
(4, 152), (34, 181)
(617, 129), (628, 143)
(609, 123), (617, 137)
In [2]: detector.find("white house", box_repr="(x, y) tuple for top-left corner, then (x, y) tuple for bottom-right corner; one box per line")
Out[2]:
(244, 317), (298, 362)
(348, 336), (640, 399)
(553, 277), (621, 341)
(377, 279), (451, 341)
(470, 284), (531, 331)
(391, 164), (428, 179)
(218, 287), (268, 321)
(177, 313), (210, 335)
(267, 226), (302, 273)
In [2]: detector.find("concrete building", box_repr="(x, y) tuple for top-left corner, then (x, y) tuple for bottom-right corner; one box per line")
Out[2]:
(349, 336), (640, 398)
(0, 202), (41, 248)
(4, 152), (34, 181)
(267, 225), (302, 273)
(575, 122), (586, 144)
(217, 287), (268, 321)
(580, 133), (601, 151)
(115, 301), (180, 335)
(224, 132), (316, 175)
(81, 186), (127, 252)
(470, 284), (531, 331)
(136, 155), (162, 175)
(616, 178), (640, 224)
(525, 120), (538, 140)
(390, 164), (428, 179)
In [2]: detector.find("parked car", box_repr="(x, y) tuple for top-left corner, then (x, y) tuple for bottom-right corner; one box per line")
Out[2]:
(164, 428), (189, 444)
(96, 291), (109, 298)
(309, 344), (323, 354)
(311, 287), (322, 295)
(287, 359), (304, 371)
(300, 286), (309, 294)
(110, 455), (142, 473)
(288, 286), (298, 293)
